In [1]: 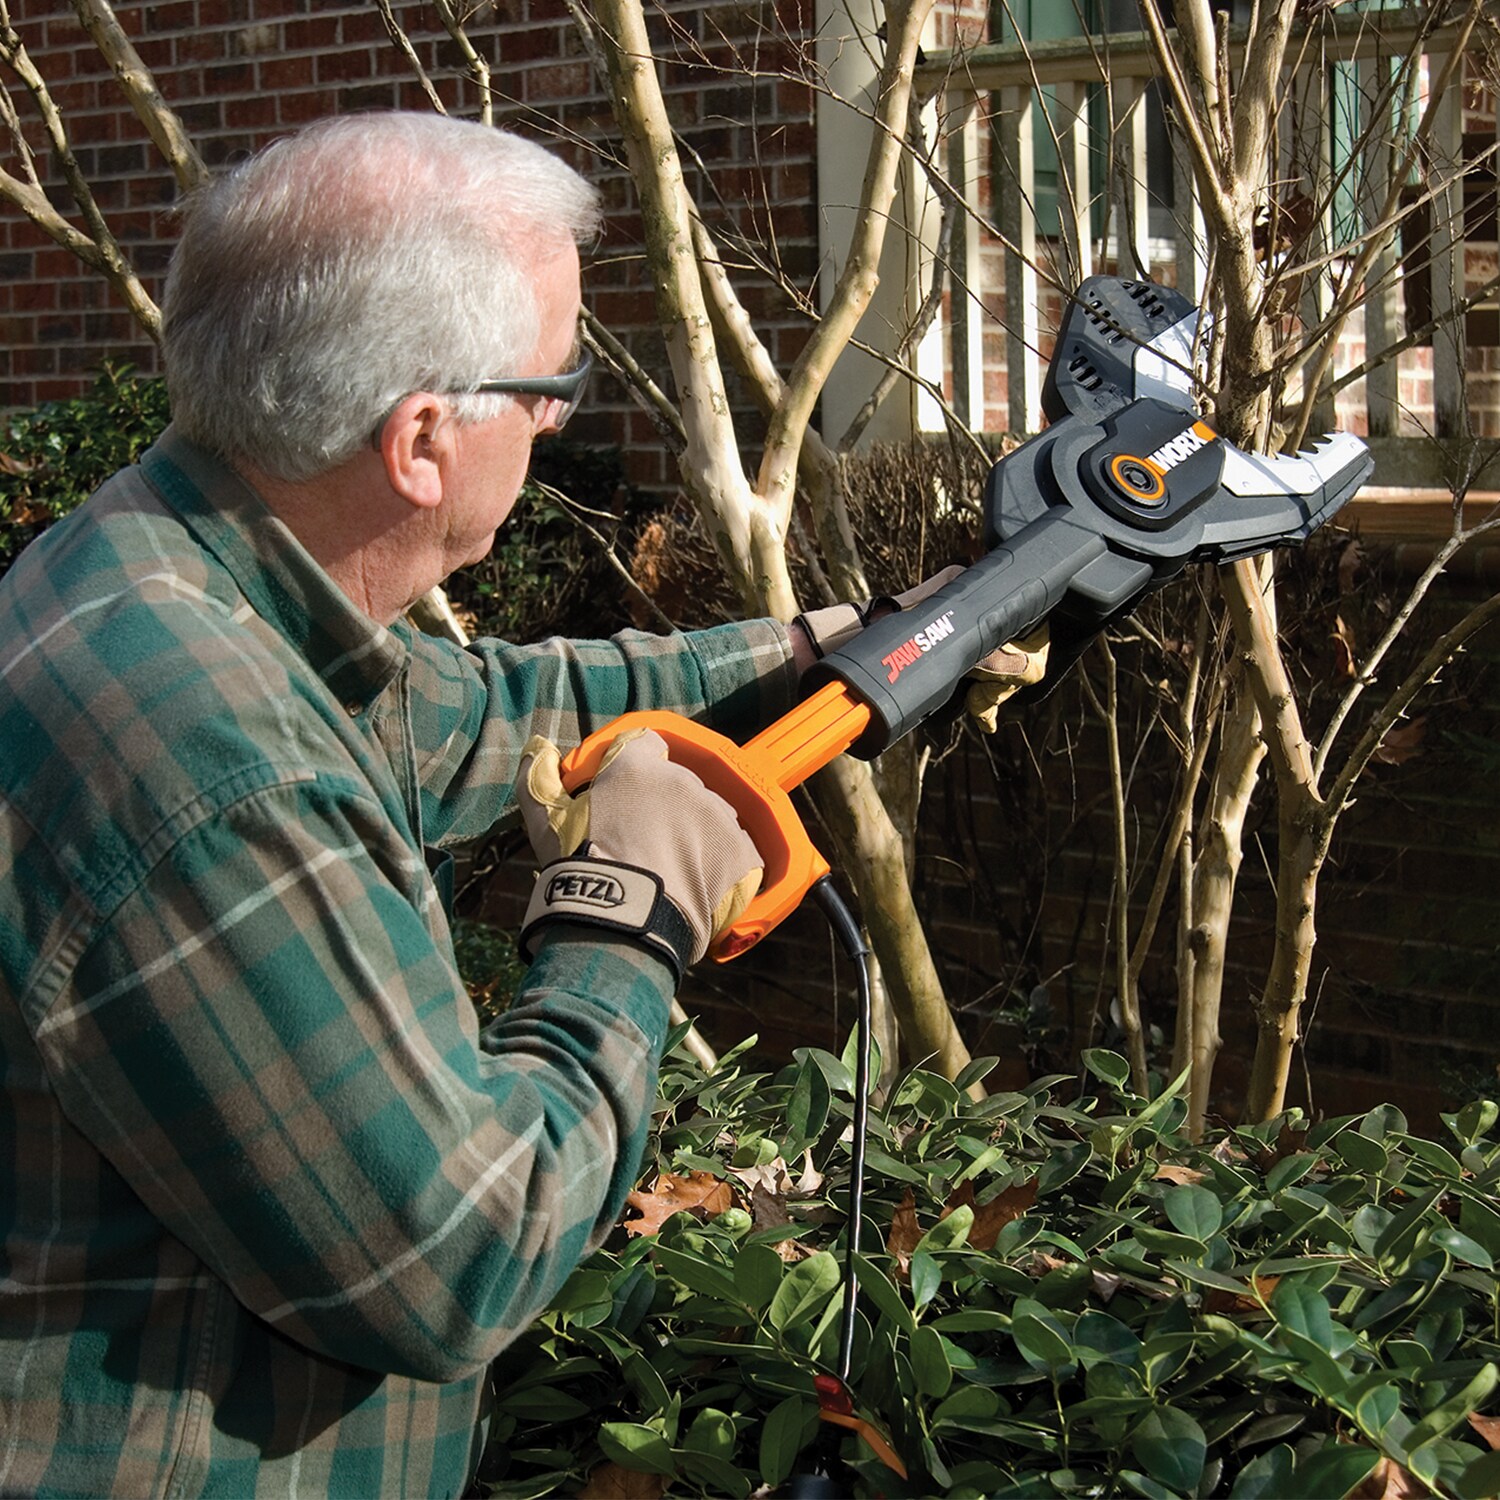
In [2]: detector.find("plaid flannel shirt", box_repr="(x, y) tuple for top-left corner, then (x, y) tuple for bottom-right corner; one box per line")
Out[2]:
(0, 429), (798, 1498)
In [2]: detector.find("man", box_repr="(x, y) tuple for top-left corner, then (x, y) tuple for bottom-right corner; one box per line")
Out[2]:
(0, 112), (1033, 1497)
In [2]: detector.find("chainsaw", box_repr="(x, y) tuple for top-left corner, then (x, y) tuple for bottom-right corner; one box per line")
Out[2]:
(561, 275), (1373, 959)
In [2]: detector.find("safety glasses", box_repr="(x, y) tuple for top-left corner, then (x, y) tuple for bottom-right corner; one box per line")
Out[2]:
(467, 346), (594, 432)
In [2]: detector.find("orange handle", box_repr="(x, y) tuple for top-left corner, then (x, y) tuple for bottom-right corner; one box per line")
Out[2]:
(558, 683), (871, 960)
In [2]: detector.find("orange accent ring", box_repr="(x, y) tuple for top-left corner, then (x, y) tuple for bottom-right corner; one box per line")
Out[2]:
(1110, 452), (1166, 502)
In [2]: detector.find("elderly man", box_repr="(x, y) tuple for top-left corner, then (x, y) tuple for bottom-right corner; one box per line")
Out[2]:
(0, 111), (1031, 1497)
(0, 110), (809, 1498)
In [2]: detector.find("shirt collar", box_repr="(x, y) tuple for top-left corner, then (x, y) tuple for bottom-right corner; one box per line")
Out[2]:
(139, 426), (410, 713)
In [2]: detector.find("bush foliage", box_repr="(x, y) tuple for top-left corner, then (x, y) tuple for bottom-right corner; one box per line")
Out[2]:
(0, 364), (171, 577)
(479, 1037), (1500, 1499)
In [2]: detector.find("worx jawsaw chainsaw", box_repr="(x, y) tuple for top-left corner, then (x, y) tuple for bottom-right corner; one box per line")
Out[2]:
(561, 276), (1374, 958)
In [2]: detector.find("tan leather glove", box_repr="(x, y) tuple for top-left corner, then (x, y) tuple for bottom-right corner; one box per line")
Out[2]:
(965, 625), (1050, 731)
(515, 729), (763, 979)
(796, 566), (1051, 732)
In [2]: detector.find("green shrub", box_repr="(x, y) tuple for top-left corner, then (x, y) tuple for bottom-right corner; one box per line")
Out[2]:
(0, 364), (171, 577)
(480, 1042), (1500, 1498)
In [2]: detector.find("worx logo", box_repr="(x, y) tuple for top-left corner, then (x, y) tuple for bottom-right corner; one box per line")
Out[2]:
(1146, 420), (1217, 475)
(546, 871), (626, 908)
(882, 610), (956, 684)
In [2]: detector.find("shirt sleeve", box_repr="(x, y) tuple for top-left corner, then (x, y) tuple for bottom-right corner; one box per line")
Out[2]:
(403, 620), (799, 845)
(34, 772), (674, 1385)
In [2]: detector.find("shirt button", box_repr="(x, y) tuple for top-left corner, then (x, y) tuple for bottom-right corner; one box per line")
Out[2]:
(345, 701), (363, 717)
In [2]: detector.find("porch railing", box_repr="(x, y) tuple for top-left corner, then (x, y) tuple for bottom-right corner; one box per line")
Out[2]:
(915, 9), (1497, 483)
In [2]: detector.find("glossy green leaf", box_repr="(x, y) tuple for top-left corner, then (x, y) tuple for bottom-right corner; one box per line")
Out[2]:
(677, 1450), (752, 1498)
(767, 1251), (840, 1333)
(1404, 1362), (1498, 1451)
(1130, 1406), (1205, 1492)
(651, 1245), (738, 1304)
(910, 1249), (942, 1312)
(1337, 1129), (1389, 1176)
(1082, 1049), (1132, 1089)
(1228, 1444), (1295, 1498)
(597, 1422), (677, 1477)
(758, 1396), (817, 1487)
(1163, 1183), (1223, 1240)
(912, 1323), (954, 1398)
(1430, 1227), (1495, 1269)
(1011, 1307), (1076, 1377)
(1290, 1442), (1379, 1498)
(785, 1059), (831, 1150)
(1455, 1448), (1500, 1500)
(851, 1253), (915, 1335)
(916, 1204), (973, 1254)
(683, 1407), (735, 1459)
(734, 1240), (784, 1313)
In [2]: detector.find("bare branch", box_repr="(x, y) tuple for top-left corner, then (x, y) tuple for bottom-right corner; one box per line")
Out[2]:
(69, 0), (207, 191)
(375, 0), (447, 115)
(0, 4), (161, 338)
(754, 0), (937, 517)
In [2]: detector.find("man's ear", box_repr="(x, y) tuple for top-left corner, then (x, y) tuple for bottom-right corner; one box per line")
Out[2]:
(376, 393), (452, 510)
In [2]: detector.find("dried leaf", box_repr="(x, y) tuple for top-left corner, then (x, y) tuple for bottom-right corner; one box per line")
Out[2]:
(623, 1170), (736, 1237)
(1331, 613), (1358, 678)
(1154, 1164), (1207, 1186)
(1091, 1268), (1123, 1303)
(1020, 1251), (1069, 1277)
(1204, 1274), (1280, 1317)
(772, 1237), (815, 1263)
(0, 451), (32, 477)
(886, 1187), (921, 1276)
(1372, 717), (1426, 766)
(941, 1177), (1038, 1252)
(1468, 1412), (1500, 1450)
(1339, 538), (1365, 593)
(749, 1181), (792, 1236)
(579, 1461), (667, 1499)
(1253, 1118), (1309, 1173)
(1348, 1456), (1426, 1499)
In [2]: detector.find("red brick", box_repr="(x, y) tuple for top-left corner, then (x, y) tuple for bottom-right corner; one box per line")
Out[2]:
(278, 88), (339, 125)
(258, 53), (315, 90)
(146, 2), (197, 32)
(340, 8), (388, 46)
(316, 48), (376, 85)
(225, 93), (278, 130)
(285, 16), (340, 51)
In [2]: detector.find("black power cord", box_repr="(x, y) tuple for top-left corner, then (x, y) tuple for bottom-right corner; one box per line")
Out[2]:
(785, 877), (875, 1498)
(810, 875), (872, 1386)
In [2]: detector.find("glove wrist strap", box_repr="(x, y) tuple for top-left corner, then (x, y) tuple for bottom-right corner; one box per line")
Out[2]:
(520, 855), (694, 982)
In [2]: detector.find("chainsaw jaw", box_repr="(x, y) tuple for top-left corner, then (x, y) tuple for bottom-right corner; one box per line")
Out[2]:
(808, 276), (1375, 750)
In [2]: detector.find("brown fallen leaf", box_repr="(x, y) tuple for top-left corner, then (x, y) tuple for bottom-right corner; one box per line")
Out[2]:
(1338, 538), (1365, 594)
(579, 1461), (667, 1499)
(1348, 1455), (1426, 1499)
(1203, 1274), (1280, 1317)
(1372, 717), (1426, 766)
(1468, 1411), (1500, 1450)
(886, 1187), (921, 1278)
(941, 1177), (1038, 1252)
(623, 1170), (736, 1237)
(1155, 1163), (1207, 1186)
(1019, 1251), (1070, 1277)
(1331, 613), (1358, 678)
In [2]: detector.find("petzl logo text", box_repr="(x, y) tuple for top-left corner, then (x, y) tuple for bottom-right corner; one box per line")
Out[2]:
(882, 610), (956, 684)
(546, 871), (626, 908)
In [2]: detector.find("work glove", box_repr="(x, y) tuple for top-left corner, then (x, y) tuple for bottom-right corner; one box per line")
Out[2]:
(515, 729), (763, 981)
(795, 566), (1051, 733)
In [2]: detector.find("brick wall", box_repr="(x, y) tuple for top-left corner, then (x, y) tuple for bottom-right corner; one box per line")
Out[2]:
(1, 0), (824, 492)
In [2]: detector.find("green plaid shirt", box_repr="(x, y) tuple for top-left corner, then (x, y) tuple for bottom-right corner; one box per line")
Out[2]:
(0, 429), (797, 1498)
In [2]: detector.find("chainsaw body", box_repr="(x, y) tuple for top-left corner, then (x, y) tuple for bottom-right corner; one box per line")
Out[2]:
(562, 277), (1374, 958)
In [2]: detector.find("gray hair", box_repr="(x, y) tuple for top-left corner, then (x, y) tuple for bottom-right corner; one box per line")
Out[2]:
(162, 112), (601, 481)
